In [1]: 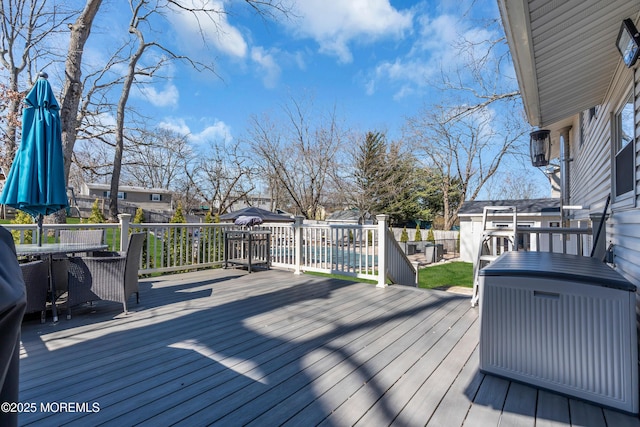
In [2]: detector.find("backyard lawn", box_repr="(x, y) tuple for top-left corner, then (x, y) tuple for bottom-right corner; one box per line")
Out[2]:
(306, 261), (474, 291)
(418, 261), (473, 290)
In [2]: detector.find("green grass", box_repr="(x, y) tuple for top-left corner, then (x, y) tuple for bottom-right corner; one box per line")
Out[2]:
(305, 263), (474, 290)
(418, 261), (473, 290)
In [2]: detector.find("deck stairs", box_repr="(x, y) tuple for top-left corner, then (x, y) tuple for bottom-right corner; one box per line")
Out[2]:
(470, 206), (517, 307)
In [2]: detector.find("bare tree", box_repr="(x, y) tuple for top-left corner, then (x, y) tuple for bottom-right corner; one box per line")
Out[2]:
(104, 0), (291, 220)
(183, 139), (256, 217)
(59, 0), (103, 187)
(404, 10), (535, 230)
(406, 104), (525, 230)
(248, 97), (344, 220)
(0, 79), (23, 175)
(483, 169), (548, 200)
(125, 128), (191, 189)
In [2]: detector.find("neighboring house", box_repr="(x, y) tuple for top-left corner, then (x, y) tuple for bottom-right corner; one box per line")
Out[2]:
(326, 208), (373, 224)
(459, 198), (562, 264)
(498, 4), (639, 296)
(228, 195), (273, 212)
(81, 183), (173, 211)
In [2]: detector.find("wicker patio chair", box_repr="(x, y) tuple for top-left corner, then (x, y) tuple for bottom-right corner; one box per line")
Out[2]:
(20, 260), (49, 323)
(65, 233), (145, 319)
(52, 229), (104, 300)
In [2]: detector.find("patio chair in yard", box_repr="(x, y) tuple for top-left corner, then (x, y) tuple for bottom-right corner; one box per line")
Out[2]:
(19, 260), (49, 323)
(65, 233), (145, 319)
(52, 229), (104, 301)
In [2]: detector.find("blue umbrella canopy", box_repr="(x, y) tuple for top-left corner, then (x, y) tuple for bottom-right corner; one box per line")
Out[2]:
(0, 75), (68, 218)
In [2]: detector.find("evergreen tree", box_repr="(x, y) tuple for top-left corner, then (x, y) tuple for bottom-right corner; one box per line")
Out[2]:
(165, 202), (188, 268)
(427, 228), (436, 243)
(132, 207), (151, 269)
(10, 211), (34, 244)
(400, 227), (409, 243)
(87, 199), (106, 223)
(133, 207), (145, 227)
(414, 224), (422, 242)
(170, 203), (186, 223)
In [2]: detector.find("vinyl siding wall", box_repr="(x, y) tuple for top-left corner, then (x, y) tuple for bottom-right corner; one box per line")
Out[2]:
(567, 63), (640, 323)
(608, 66), (640, 320)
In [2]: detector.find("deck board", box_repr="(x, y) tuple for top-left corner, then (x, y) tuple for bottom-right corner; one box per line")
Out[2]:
(425, 346), (481, 427)
(15, 268), (640, 426)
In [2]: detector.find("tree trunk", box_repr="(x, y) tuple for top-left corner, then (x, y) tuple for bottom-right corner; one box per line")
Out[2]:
(59, 0), (103, 210)
(3, 69), (21, 172)
(56, 0), (102, 224)
(109, 25), (146, 221)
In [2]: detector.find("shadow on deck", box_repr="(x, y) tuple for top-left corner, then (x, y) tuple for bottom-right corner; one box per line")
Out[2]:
(17, 268), (640, 426)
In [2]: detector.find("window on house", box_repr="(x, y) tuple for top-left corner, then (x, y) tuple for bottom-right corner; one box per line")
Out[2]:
(613, 91), (635, 199)
(104, 190), (125, 199)
(151, 193), (161, 202)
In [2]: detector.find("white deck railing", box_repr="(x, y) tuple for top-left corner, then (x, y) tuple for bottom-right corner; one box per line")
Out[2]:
(516, 226), (593, 256)
(384, 227), (418, 286)
(5, 213), (417, 286)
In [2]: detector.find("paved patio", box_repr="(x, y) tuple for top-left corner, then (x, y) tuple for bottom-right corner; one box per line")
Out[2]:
(17, 268), (640, 426)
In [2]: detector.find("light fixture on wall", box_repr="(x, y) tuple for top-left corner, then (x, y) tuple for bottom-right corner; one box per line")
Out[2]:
(616, 18), (640, 68)
(530, 129), (551, 167)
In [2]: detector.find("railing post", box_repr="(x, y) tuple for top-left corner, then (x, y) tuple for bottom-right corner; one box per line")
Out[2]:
(118, 213), (131, 251)
(376, 214), (388, 288)
(294, 216), (304, 275)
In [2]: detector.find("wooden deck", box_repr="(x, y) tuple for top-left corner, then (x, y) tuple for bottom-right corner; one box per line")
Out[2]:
(17, 268), (640, 426)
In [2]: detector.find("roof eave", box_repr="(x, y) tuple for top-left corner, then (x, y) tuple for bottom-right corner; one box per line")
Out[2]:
(498, 0), (542, 127)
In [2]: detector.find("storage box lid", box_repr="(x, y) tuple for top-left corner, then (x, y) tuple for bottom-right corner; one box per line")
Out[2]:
(479, 251), (636, 292)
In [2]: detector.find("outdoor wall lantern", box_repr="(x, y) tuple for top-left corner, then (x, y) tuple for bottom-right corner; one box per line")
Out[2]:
(616, 18), (640, 68)
(530, 129), (551, 167)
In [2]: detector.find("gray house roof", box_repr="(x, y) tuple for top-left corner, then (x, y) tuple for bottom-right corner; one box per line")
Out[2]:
(326, 209), (360, 222)
(458, 198), (561, 216)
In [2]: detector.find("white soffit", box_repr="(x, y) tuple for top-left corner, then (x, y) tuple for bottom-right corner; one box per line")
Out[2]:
(498, 0), (639, 127)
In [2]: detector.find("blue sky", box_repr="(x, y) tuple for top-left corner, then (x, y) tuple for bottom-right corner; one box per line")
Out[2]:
(74, 0), (504, 145)
(46, 0), (549, 198)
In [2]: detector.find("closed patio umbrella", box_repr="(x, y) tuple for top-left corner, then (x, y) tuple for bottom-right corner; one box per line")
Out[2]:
(0, 73), (68, 245)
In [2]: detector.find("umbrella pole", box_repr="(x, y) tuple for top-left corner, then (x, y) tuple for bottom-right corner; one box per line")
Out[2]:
(36, 214), (43, 246)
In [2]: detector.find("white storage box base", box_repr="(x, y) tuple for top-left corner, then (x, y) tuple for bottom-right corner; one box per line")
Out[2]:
(479, 252), (638, 414)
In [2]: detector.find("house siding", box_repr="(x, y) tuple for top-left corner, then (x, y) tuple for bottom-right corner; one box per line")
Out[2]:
(605, 67), (640, 326)
(569, 64), (635, 219)
(565, 60), (640, 327)
(570, 114), (611, 212)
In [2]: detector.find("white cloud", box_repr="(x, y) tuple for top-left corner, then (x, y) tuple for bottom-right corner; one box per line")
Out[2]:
(193, 121), (233, 145)
(366, 13), (499, 99)
(291, 0), (413, 63)
(158, 117), (232, 145)
(158, 117), (191, 136)
(251, 46), (281, 88)
(138, 83), (180, 107)
(167, 0), (248, 58)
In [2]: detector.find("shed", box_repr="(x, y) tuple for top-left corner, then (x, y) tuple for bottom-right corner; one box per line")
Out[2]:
(458, 198), (561, 263)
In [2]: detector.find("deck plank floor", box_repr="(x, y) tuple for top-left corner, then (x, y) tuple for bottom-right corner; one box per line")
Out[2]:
(17, 268), (640, 426)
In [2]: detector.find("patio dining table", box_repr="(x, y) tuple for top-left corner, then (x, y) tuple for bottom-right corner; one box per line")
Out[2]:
(16, 243), (108, 322)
